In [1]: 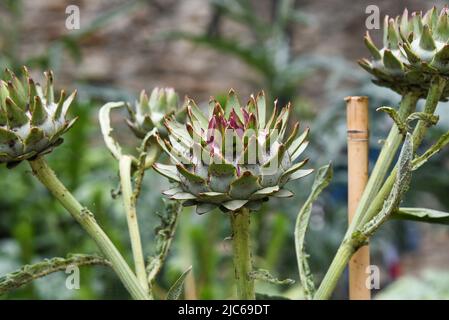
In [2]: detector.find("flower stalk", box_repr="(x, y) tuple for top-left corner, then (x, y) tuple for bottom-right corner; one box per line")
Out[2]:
(230, 208), (255, 300)
(29, 157), (150, 300)
(359, 77), (447, 227)
(346, 92), (419, 233)
(119, 155), (149, 294)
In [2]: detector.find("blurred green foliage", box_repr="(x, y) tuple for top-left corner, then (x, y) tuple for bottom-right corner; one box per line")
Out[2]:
(376, 269), (449, 300)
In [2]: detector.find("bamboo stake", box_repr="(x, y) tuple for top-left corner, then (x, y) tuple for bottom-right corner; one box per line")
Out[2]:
(345, 96), (371, 300)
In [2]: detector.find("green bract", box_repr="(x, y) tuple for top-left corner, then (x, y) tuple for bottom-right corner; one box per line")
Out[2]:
(359, 7), (449, 98)
(126, 87), (181, 139)
(0, 67), (76, 167)
(153, 90), (313, 214)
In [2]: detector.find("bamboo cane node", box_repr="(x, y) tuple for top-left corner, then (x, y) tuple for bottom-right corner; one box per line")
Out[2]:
(347, 130), (369, 141)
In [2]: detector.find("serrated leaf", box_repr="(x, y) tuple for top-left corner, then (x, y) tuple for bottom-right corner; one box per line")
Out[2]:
(147, 201), (182, 284)
(295, 163), (333, 299)
(0, 254), (110, 295)
(249, 269), (295, 286)
(166, 266), (192, 300)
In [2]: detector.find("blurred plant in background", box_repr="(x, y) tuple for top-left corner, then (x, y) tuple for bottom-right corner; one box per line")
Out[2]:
(167, 0), (312, 110)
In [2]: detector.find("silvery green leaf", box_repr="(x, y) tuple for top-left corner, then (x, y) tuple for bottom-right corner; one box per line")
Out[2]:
(393, 207), (449, 225)
(98, 102), (124, 160)
(412, 130), (449, 170)
(249, 269), (295, 286)
(295, 163), (333, 299)
(166, 266), (192, 300)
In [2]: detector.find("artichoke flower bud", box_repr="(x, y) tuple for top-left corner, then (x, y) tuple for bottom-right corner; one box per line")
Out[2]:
(359, 7), (449, 99)
(0, 67), (77, 167)
(126, 87), (184, 139)
(153, 89), (313, 214)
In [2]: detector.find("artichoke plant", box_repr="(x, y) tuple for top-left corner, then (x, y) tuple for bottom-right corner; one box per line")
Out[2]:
(153, 90), (313, 214)
(126, 87), (181, 139)
(0, 67), (76, 167)
(359, 7), (449, 98)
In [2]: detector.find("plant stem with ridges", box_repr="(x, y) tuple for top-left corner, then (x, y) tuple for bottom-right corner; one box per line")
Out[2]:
(230, 208), (255, 300)
(119, 155), (149, 294)
(29, 157), (150, 300)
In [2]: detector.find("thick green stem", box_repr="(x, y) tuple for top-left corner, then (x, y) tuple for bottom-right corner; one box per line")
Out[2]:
(230, 208), (255, 300)
(315, 77), (446, 300)
(119, 155), (150, 294)
(29, 157), (150, 300)
(313, 241), (357, 300)
(360, 76), (447, 226)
